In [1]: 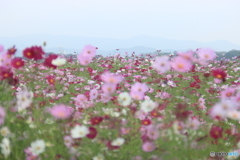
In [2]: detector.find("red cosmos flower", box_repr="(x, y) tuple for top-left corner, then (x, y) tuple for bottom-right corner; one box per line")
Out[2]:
(158, 103), (167, 110)
(90, 117), (103, 125)
(195, 79), (201, 83)
(11, 57), (25, 69)
(44, 54), (58, 69)
(150, 110), (159, 118)
(195, 84), (200, 89)
(46, 75), (55, 85)
(174, 103), (192, 121)
(190, 64), (196, 72)
(7, 46), (17, 56)
(7, 77), (19, 86)
(141, 133), (150, 143)
(87, 67), (93, 73)
(192, 75), (199, 80)
(211, 69), (227, 82)
(203, 72), (210, 78)
(0, 67), (13, 80)
(141, 119), (151, 126)
(86, 127), (97, 139)
(190, 82), (196, 88)
(209, 125), (223, 139)
(178, 74), (183, 78)
(23, 46), (45, 60)
(84, 91), (90, 101)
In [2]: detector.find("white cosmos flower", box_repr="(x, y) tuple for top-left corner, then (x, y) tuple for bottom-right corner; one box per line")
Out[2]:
(93, 154), (104, 160)
(0, 138), (11, 158)
(111, 137), (125, 146)
(16, 88), (34, 112)
(29, 139), (45, 156)
(167, 81), (176, 87)
(140, 100), (158, 113)
(122, 109), (127, 115)
(111, 112), (120, 117)
(117, 92), (132, 107)
(0, 127), (11, 137)
(52, 57), (67, 66)
(227, 110), (240, 121)
(71, 125), (90, 138)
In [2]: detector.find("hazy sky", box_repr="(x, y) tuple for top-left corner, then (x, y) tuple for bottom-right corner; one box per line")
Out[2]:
(1, 0), (240, 45)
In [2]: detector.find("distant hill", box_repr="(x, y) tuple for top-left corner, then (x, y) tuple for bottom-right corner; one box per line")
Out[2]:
(215, 50), (240, 60)
(1, 34), (240, 57)
(41, 49), (240, 61)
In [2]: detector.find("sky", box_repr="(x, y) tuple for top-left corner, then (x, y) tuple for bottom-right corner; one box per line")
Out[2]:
(1, 0), (240, 45)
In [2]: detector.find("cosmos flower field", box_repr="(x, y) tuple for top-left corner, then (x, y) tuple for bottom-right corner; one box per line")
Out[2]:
(0, 44), (240, 160)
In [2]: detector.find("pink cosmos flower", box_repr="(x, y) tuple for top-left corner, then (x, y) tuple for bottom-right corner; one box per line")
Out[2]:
(81, 45), (96, 58)
(120, 127), (131, 135)
(64, 135), (73, 148)
(49, 104), (73, 119)
(142, 141), (156, 152)
(77, 53), (92, 65)
(171, 56), (192, 72)
(221, 87), (236, 99)
(209, 100), (235, 120)
(146, 125), (159, 140)
(101, 93), (112, 103)
(25, 147), (38, 160)
(132, 156), (143, 160)
(130, 91), (145, 100)
(74, 94), (88, 104)
(155, 92), (171, 99)
(198, 97), (205, 104)
(0, 52), (12, 68)
(196, 48), (216, 61)
(131, 82), (148, 93)
(101, 71), (124, 84)
(89, 88), (98, 100)
(214, 78), (222, 84)
(187, 117), (201, 130)
(233, 92), (240, 107)
(209, 106), (226, 120)
(135, 110), (149, 120)
(101, 83), (116, 95)
(178, 50), (195, 61)
(0, 106), (6, 125)
(151, 56), (170, 73)
(148, 88), (154, 93)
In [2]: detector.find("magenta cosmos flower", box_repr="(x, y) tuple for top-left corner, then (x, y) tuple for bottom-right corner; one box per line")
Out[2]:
(171, 56), (192, 72)
(49, 104), (73, 119)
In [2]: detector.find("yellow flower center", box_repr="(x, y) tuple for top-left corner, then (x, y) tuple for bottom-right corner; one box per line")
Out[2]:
(216, 74), (222, 78)
(177, 64), (184, 69)
(16, 62), (21, 66)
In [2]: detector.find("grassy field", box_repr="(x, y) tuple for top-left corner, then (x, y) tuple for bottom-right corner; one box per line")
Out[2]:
(0, 45), (240, 160)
